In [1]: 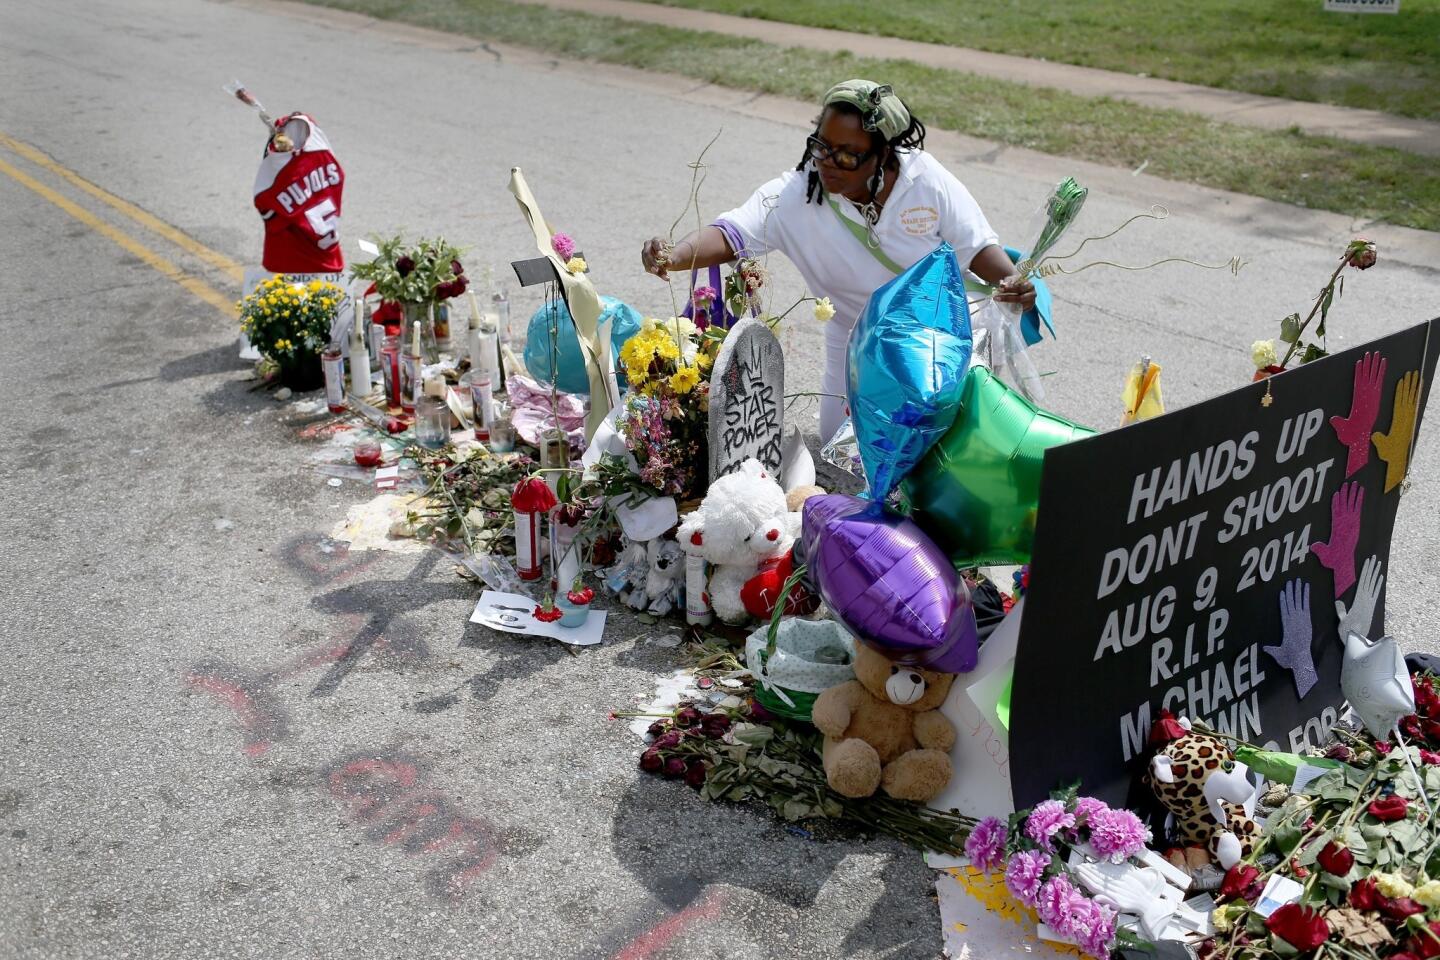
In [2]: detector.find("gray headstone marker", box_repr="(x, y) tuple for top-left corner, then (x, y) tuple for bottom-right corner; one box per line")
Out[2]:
(708, 316), (785, 482)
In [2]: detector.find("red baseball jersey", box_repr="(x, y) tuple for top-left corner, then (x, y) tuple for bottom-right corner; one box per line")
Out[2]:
(253, 114), (345, 274)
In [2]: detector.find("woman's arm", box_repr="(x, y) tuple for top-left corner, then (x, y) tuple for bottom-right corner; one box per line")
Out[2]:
(641, 226), (736, 281)
(968, 243), (1037, 310)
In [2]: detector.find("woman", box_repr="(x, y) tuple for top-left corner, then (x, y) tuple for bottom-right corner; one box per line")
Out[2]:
(641, 79), (1036, 442)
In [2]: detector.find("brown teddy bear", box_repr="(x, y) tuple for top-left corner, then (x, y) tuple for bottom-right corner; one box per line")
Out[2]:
(810, 641), (957, 802)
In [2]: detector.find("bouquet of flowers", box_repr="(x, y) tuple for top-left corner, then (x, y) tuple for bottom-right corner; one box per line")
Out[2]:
(965, 788), (1155, 959)
(1197, 672), (1440, 960)
(238, 275), (344, 386)
(610, 316), (717, 501)
(349, 232), (469, 305)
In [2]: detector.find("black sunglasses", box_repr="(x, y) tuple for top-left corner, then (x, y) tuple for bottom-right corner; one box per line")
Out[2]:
(806, 135), (876, 172)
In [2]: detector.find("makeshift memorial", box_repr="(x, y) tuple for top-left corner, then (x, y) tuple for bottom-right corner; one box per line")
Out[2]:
(744, 618), (855, 723)
(801, 493), (979, 673)
(238, 276), (345, 390)
(811, 641), (958, 802)
(636, 702), (978, 855)
(1009, 321), (1440, 813)
(902, 364), (1095, 568)
(962, 787), (1160, 959)
(676, 458), (794, 624)
(708, 316), (785, 482)
(524, 295), (642, 395)
(846, 243), (973, 504)
(349, 233), (469, 362)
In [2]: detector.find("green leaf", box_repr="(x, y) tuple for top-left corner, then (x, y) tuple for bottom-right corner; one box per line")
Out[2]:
(1272, 820), (1304, 856)
(1279, 313), (1302, 343)
(1270, 934), (1300, 958)
(1301, 342), (1329, 364)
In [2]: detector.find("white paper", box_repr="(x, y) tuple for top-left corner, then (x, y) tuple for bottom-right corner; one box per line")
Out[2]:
(929, 599), (1024, 820)
(966, 658), (1014, 739)
(374, 465), (399, 491)
(1254, 874), (1304, 917)
(356, 237), (381, 255)
(925, 851), (970, 870)
(469, 590), (606, 646)
(1290, 762), (1331, 795)
(615, 495), (679, 542)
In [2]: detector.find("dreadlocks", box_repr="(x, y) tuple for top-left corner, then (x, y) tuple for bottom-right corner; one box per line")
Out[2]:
(794, 100), (928, 206)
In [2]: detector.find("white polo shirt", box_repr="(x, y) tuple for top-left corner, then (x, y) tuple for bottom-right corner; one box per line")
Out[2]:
(714, 149), (1000, 334)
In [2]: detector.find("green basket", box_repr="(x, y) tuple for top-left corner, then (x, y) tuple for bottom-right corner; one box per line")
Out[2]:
(745, 619), (856, 725)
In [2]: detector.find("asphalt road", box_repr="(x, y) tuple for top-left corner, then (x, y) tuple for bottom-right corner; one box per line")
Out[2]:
(1, 1), (1439, 958)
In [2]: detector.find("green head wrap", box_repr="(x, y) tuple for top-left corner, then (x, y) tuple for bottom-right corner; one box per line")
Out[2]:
(822, 80), (910, 141)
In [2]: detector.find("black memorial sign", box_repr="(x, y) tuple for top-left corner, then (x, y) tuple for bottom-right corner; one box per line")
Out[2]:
(1010, 320), (1440, 812)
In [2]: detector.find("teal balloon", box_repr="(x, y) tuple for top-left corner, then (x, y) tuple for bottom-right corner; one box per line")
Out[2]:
(524, 295), (642, 394)
(848, 242), (973, 503)
(902, 365), (1095, 568)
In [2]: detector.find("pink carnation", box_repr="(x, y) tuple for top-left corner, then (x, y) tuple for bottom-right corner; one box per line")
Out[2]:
(1003, 849), (1050, 907)
(1067, 898), (1118, 959)
(1072, 796), (1109, 825)
(1024, 799), (1075, 851)
(1088, 807), (1150, 863)
(964, 816), (1007, 873)
(692, 285), (718, 305)
(1036, 875), (1089, 937)
(551, 233), (576, 260)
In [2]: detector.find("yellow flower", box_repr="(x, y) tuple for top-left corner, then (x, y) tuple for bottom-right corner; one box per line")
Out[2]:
(670, 365), (700, 395)
(1415, 880), (1440, 908)
(696, 351), (714, 372)
(652, 336), (680, 362)
(813, 297), (835, 322)
(1376, 873), (1414, 899)
(308, 280), (324, 292)
(322, 298), (333, 308)
(1211, 904), (1245, 934)
(1251, 339), (1278, 369)
(565, 256), (587, 275)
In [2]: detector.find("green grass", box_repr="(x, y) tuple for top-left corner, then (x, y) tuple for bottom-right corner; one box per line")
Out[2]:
(300, 0), (1440, 231)
(634, 0), (1440, 122)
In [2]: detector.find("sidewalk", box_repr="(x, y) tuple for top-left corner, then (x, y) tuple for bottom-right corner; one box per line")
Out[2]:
(511, 0), (1440, 159)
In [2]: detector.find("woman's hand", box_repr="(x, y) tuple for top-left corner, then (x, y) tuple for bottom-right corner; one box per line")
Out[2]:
(641, 237), (674, 281)
(993, 274), (1037, 311)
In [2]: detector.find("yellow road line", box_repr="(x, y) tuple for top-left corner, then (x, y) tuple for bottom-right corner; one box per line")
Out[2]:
(0, 155), (235, 316)
(0, 131), (245, 283)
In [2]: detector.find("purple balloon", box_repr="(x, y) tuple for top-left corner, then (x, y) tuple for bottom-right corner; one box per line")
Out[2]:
(801, 494), (978, 674)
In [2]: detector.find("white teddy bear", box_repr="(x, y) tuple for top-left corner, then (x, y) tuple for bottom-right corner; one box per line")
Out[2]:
(678, 458), (795, 624)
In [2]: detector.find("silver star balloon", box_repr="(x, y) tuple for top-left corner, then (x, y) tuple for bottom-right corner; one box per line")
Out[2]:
(1341, 630), (1414, 740)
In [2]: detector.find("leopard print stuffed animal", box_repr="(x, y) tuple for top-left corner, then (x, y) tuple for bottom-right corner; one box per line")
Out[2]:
(1145, 713), (1261, 869)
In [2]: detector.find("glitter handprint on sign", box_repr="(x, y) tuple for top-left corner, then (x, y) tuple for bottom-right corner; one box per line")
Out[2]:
(1373, 370), (1422, 493)
(1264, 579), (1317, 698)
(1311, 482), (1364, 597)
(1330, 352), (1386, 478)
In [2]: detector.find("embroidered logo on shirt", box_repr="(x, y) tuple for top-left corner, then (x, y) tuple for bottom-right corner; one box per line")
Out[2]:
(899, 205), (940, 236)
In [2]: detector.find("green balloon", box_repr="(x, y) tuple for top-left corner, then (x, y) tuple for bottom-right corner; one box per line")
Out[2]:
(902, 366), (1095, 568)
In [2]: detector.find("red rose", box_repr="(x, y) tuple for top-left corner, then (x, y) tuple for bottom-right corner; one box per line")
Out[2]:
(683, 760), (707, 787)
(639, 749), (663, 772)
(1220, 864), (1263, 902)
(1383, 898), (1427, 921)
(1317, 841), (1355, 876)
(663, 757), (687, 779)
(1424, 719), (1440, 743)
(450, 258), (464, 276)
(654, 731), (682, 750)
(1325, 743), (1353, 762)
(1265, 904), (1330, 951)
(1370, 795), (1410, 821)
(1409, 921), (1440, 959)
(1344, 238), (1378, 271)
(747, 699), (774, 723)
(1423, 750), (1440, 766)
(396, 255), (415, 276)
(646, 720), (668, 738)
(532, 605), (563, 623)
(1376, 741), (1394, 755)
(700, 714), (731, 738)
(675, 707), (701, 728)
(1404, 714), (1425, 739)
(1350, 876), (1381, 910)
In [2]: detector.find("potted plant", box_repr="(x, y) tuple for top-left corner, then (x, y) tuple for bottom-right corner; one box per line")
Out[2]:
(350, 232), (470, 362)
(239, 275), (344, 390)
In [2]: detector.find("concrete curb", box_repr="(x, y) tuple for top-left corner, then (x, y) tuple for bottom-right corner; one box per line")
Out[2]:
(245, 0), (1440, 272)
(512, 0), (1440, 159)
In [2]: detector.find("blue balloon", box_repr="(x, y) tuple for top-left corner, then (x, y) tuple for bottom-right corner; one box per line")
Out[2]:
(523, 296), (643, 394)
(847, 243), (973, 503)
